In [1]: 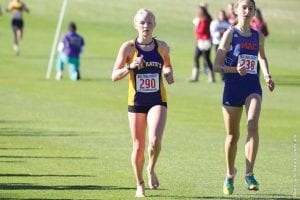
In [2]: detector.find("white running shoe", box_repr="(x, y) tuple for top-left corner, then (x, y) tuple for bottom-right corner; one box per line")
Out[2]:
(13, 44), (20, 56)
(147, 168), (159, 189)
(135, 182), (145, 198)
(55, 71), (63, 81)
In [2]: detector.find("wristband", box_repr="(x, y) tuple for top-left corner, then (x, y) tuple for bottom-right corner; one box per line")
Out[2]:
(221, 65), (225, 73)
(127, 64), (132, 71)
(264, 74), (271, 80)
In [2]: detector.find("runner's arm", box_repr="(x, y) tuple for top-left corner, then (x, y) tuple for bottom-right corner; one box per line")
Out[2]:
(258, 33), (275, 91)
(258, 33), (270, 78)
(213, 28), (238, 74)
(159, 40), (174, 84)
(111, 41), (133, 82)
(23, 2), (29, 13)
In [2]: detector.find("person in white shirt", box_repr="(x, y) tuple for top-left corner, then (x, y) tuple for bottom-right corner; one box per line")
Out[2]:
(210, 10), (230, 52)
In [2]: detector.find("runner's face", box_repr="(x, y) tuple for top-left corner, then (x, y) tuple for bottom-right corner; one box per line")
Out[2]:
(236, 0), (255, 21)
(135, 13), (155, 38)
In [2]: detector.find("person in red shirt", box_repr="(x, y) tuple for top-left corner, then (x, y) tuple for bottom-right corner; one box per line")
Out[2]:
(189, 4), (215, 83)
(250, 8), (268, 37)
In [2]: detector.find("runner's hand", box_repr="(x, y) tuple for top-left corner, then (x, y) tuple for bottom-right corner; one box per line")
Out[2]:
(237, 64), (247, 76)
(266, 78), (275, 92)
(131, 55), (145, 70)
(163, 67), (174, 84)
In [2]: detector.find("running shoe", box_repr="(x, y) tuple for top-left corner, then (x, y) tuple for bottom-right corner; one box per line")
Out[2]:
(245, 173), (259, 191)
(223, 168), (237, 195)
(223, 176), (234, 195)
(135, 181), (145, 198)
(147, 170), (159, 189)
(56, 71), (63, 81)
(13, 44), (20, 56)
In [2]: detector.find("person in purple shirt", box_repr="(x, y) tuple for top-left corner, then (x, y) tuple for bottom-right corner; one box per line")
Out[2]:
(56, 22), (84, 81)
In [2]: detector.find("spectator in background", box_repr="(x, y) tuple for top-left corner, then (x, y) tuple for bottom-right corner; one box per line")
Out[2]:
(199, 2), (208, 9)
(250, 8), (269, 76)
(189, 4), (215, 83)
(0, 4), (3, 16)
(210, 10), (230, 81)
(6, 0), (29, 55)
(226, 3), (237, 25)
(210, 10), (230, 51)
(250, 9), (269, 37)
(56, 22), (85, 81)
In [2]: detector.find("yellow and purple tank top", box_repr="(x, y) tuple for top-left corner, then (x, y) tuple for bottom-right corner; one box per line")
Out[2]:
(127, 39), (167, 106)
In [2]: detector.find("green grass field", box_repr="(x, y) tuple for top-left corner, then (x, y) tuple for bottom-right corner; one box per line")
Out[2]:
(0, 0), (299, 199)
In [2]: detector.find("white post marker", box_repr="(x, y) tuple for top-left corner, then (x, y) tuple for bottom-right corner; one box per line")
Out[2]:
(46, 0), (68, 79)
(293, 134), (297, 198)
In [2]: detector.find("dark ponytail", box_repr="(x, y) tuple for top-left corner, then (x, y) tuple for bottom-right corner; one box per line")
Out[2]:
(199, 6), (212, 22)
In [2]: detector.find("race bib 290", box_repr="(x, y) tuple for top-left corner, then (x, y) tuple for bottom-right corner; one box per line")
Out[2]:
(136, 73), (159, 93)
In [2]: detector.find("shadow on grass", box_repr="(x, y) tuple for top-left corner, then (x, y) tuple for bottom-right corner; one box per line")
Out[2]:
(0, 161), (25, 163)
(0, 155), (97, 159)
(0, 126), (99, 161)
(78, 78), (110, 82)
(0, 148), (40, 150)
(0, 128), (99, 137)
(275, 74), (300, 87)
(0, 198), (101, 200)
(12, 54), (108, 61)
(0, 183), (135, 191)
(0, 120), (31, 124)
(149, 194), (296, 199)
(0, 174), (94, 177)
(0, 53), (49, 60)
